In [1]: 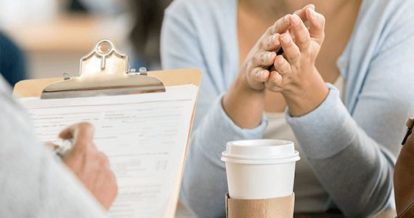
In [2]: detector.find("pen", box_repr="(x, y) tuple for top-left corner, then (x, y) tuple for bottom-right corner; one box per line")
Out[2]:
(402, 118), (414, 145)
(49, 139), (74, 158)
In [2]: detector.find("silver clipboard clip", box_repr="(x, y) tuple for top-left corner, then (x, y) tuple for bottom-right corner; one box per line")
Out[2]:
(41, 40), (165, 99)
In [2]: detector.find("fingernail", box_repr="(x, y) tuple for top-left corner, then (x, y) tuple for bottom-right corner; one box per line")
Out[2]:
(281, 34), (290, 43)
(256, 70), (262, 78)
(291, 14), (300, 25)
(307, 7), (316, 17)
(277, 73), (283, 80)
(308, 4), (315, 10)
(274, 73), (282, 82)
(270, 34), (277, 44)
(267, 52), (274, 60)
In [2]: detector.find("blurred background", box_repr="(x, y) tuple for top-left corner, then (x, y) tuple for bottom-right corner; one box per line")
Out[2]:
(0, 2), (195, 216)
(0, 0), (172, 86)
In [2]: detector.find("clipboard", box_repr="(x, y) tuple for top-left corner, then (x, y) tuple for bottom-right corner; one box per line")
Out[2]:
(14, 40), (201, 218)
(14, 40), (200, 98)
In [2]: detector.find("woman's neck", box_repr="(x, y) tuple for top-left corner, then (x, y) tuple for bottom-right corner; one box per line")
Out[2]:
(238, 0), (357, 23)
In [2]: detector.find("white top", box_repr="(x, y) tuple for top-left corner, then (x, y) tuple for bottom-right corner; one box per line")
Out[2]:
(264, 76), (345, 212)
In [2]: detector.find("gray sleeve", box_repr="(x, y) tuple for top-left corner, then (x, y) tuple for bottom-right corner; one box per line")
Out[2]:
(286, 20), (414, 217)
(161, 5), (267, 217)
(0, 78), (106, 218)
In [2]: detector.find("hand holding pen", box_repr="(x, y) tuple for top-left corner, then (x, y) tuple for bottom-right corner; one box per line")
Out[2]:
(48, 122), (118, 211)
(402, 118), (414, 145)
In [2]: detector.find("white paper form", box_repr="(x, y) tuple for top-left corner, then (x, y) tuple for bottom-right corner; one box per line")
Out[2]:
(19, 85), (198, 218)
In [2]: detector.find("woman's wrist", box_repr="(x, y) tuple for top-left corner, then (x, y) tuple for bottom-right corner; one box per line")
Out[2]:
(223, 76), (265, 129)
(283, 78), (329, 117)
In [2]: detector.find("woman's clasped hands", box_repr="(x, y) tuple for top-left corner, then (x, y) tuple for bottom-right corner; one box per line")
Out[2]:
(224, 5), (330, 125)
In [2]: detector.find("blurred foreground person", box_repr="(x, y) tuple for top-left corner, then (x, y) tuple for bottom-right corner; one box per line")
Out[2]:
(0, 76), (117, 217)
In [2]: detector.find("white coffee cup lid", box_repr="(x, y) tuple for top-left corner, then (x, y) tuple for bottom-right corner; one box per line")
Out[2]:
(225, 139), (294, 157)
(221, 139), (299, 164)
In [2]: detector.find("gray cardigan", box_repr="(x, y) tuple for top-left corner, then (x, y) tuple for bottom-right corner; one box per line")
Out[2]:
(161, 0), (414, 217)
(0, 77), (105, 217)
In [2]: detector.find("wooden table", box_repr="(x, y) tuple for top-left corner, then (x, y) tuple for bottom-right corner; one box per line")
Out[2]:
(5, 15), (122, 53)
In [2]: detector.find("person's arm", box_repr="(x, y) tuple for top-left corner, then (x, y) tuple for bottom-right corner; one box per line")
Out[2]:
(282, 6), (414, 217)
(0, 83), (107, 217)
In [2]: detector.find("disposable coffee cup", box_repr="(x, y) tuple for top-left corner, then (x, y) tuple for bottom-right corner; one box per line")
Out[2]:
(221, 139), (300, 200)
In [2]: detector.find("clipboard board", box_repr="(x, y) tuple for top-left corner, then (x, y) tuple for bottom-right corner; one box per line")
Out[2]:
(14, 40), (201, 218)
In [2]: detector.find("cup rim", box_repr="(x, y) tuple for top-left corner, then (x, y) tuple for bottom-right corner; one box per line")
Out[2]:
(221, 151), (299, 160)
(221, 151), (300, 164)
(227, 139), (294, 147)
